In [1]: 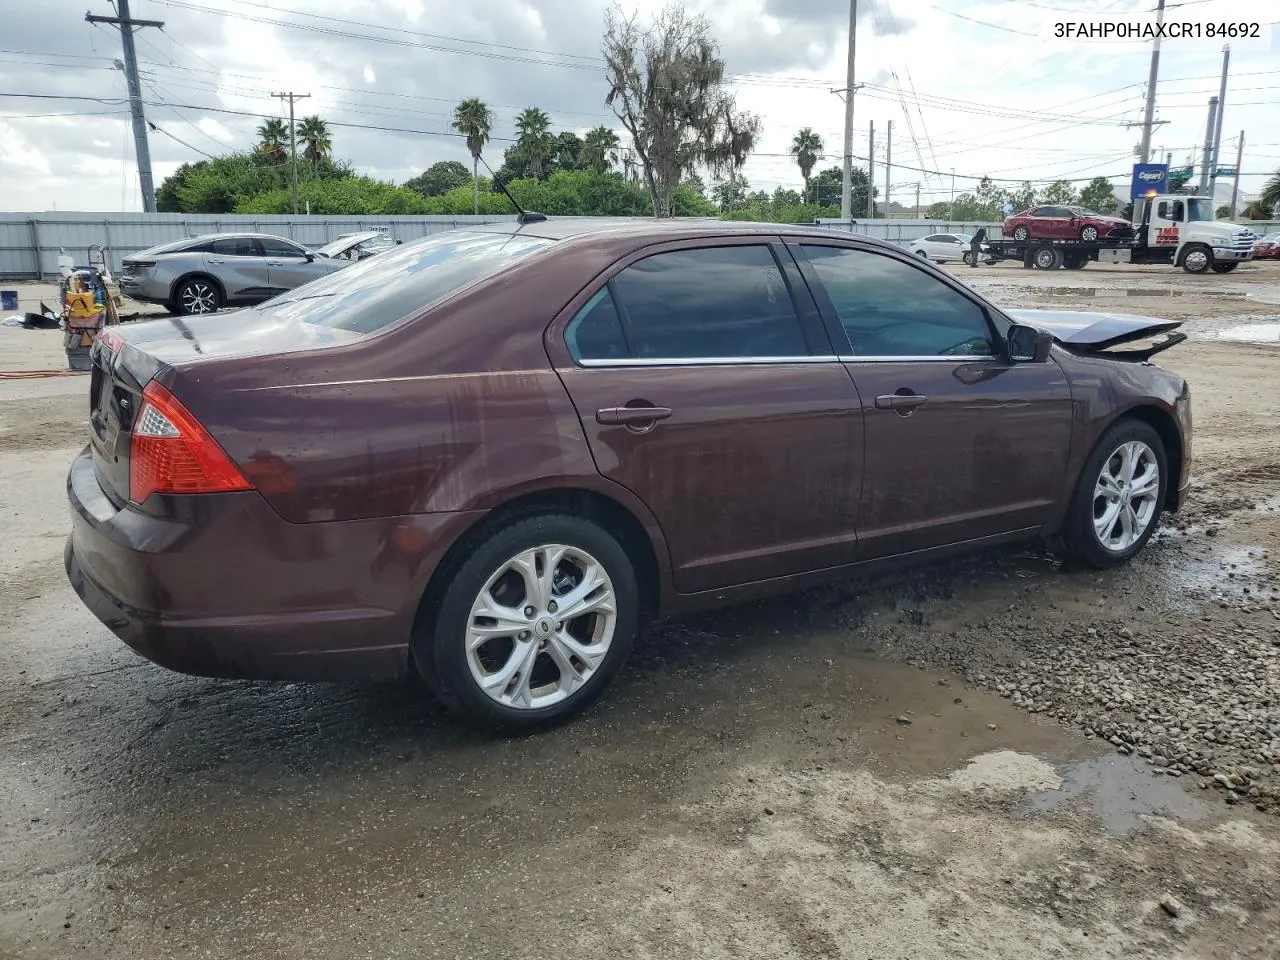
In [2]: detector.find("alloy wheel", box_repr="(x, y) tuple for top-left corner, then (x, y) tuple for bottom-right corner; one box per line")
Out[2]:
(1092, 440), (1160, 553)
(180, 282), (218, 314)
(1081, 226), (1099, 241)
(1013, 227), (1029, 241)
(465, 544), (617, 710)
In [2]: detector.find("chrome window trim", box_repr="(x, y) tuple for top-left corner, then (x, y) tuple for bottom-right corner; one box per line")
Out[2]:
(577, 355), (837, 367)
(575, 354), (998, 368)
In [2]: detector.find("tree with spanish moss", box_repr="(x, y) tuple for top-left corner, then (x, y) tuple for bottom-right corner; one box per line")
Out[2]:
(602, 4), (760, 217)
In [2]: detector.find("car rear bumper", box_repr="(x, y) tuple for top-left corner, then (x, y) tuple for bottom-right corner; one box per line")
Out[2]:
(64, 447), (481, 682)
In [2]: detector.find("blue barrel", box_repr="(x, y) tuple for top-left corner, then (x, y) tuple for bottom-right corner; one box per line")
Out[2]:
(0, 290), (17, 311)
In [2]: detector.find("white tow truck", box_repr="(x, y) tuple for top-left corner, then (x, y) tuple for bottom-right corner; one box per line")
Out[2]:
(985, 194), (1258, 273)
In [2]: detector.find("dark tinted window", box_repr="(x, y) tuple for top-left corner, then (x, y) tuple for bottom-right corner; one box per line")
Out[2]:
(923, 234), (947, 242)
(210, 237), (259, 256)
(799, 245), (995, 357)
(567, 286), (629, 361)
(609, 245), (808, 359)
(259, 237), (307, 258)
(254, 231), (551, 334)
(1030, 207), (1053, 217)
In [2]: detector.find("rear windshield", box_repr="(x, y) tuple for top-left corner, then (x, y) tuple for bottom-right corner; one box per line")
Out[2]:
(254, 231), (552, 334)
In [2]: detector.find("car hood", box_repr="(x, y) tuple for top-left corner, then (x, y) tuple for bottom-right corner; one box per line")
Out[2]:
(1006, 308), (1182, 352)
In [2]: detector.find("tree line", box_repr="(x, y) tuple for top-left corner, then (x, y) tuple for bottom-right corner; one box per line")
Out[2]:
(154, 3), (1280, 221)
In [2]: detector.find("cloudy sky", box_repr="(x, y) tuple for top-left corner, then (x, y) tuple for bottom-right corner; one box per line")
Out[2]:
(1, 0), (1277, 212)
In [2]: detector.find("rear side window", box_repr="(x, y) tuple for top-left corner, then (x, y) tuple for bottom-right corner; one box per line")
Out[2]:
(255, 232), (552, 334)
(211, 237), (259, 256)
(567, 287), (629, 361)
(600, 245), (808, 360)
(799, 245), (995, 358)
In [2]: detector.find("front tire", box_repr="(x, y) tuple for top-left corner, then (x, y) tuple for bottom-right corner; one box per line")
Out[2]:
(175, 277), (221, 315)
(418, 514), (639, 728)
(1062, 420), (1167, 568)
(1181, 244), (1213, 274)
(1012, 225), (1030, 242)
(1080, 225), (1100, 242)
(1211, 262), (1237, 274)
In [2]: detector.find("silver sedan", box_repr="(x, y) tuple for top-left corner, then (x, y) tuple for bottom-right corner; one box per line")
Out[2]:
(119, 233), (350, 315)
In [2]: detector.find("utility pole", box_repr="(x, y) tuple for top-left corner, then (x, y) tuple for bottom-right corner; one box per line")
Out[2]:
(949, 168), (955, 222)
(866, 121), (875, 217)
(1198, 97), (1218, 193)
(839, 0), (858, 220)
(1207, 45), (1229, 206)
(915, 182), (920, 219)
(884, 119), (892, 220)
(273, 91), (311, 215)
(1228, 131), (1244, 218)
(1135, 0), (1166, 224)
(85, 1), (164, 212)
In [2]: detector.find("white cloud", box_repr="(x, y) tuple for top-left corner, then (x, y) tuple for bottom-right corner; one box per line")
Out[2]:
(0, 0), (1275, 212)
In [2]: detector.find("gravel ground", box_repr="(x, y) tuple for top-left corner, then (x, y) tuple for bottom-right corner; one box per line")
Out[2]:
(2, 260), (1280, 959)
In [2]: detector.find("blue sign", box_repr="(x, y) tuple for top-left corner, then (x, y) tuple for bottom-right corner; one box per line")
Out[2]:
(1130, 163), (1169, 199)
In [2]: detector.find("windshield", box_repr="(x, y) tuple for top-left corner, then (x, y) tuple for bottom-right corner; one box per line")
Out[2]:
(317, 233), (396, 258)
(255, 231), (552, 334)
(1185, 198), (1215, 222)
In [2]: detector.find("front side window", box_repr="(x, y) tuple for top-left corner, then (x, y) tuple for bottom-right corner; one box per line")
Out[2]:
(1184, 198), (1213, 222)
(603, 245), (809, 360)
(260, 237), (307, 258)
(799, 245), (996, 358)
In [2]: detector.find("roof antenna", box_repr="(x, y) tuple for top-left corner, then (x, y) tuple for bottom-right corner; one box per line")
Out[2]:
(475, 155), (546, 224)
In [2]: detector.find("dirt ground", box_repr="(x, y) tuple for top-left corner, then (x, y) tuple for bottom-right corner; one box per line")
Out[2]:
(2, 260), (1280, 960)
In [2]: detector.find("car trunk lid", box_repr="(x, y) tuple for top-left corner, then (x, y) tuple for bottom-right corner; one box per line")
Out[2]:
(87, 312), (361, 504)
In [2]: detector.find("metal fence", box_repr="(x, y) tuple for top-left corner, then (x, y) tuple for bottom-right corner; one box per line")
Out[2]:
(4, 212), (1277, 279)
(0, 212), (518, 279)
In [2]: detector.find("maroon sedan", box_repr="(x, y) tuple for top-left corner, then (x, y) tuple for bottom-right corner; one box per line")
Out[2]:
(1006, 205), (1134, 242)
(66, 220), (1191, 727)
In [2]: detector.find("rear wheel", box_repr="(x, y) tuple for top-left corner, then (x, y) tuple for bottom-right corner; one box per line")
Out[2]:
(417, 514), (639, 728)
(1062, 420), (1167, 568)
(1063, 252), (1088, 270)
(1012, 225), (1030, 242)
(175, 277), (221, 315)
(1034, 247), (1064, 270)
(1211, 262), (1237, 274)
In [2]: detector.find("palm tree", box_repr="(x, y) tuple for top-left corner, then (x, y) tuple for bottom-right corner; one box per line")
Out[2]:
(1261, 167), (1280, 217)
(452, 97), (494, 214)
(296, 116), (332, 168)
(789, 128), (823, 204)
(515, 107), (553, 179)
(256, 118), (289, 164)
(581, 125), (621, 175)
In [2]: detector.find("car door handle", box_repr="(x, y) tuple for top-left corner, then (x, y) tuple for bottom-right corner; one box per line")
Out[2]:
(875, 393), (928, 412)
(596, 405), (672, 425)
(207, 258), (224, 264)
(266, 260), (285, 266)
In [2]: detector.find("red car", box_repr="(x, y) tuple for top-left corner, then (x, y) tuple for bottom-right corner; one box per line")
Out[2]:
(1252, 232), (1280, 260)
(1005, 205), (1134, 243)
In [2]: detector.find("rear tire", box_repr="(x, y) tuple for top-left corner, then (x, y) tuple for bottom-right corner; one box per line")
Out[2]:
(175, 277), (222, 315)
(416, 514), (639, 729)
(1061, 419), (1167, 569)
(1063, 252), (1088, 270)
(1034, 247), (1064, 270)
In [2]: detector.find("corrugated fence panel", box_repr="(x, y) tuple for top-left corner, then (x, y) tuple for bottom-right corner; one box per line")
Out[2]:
(0, 212), (518, 278)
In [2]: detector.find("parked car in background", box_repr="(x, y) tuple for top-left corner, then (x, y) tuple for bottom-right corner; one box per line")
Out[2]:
(68, 220), (1192, 729)
(1251, 232), (1280, 260)
(1004, 206), (1134, 243)
(908, 233), (993, 264)
(317, 230), (401, 262)
(119, 232), (350, 315)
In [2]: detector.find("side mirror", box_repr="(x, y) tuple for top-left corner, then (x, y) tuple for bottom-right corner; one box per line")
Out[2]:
(304, 252), (315, 262)
(1008, 324), (1053, 363)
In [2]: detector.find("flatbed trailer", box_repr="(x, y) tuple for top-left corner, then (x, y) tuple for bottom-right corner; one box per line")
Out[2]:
(983, 237), (1147, 271)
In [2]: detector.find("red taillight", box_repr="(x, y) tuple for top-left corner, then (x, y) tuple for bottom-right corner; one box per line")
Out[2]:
(129, 381), (253, 503)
